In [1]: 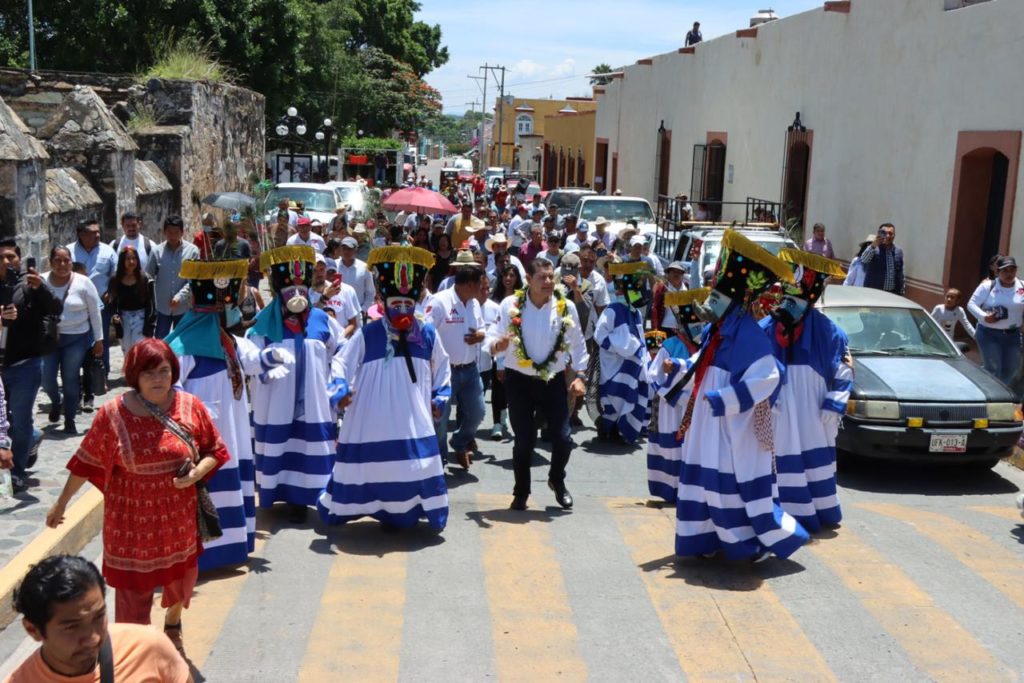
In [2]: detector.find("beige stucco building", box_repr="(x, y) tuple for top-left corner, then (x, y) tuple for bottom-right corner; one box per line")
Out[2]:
(541, 110), (596, 190)
(489, 96), (596, 174)
(594, 0), (1023, 308)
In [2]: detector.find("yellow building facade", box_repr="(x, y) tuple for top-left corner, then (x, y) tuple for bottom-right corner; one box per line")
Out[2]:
(541, 110), (596, 190)
(488, 96), (596, 172)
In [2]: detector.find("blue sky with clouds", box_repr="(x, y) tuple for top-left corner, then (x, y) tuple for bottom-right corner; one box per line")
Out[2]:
(418, 1), (824, 115)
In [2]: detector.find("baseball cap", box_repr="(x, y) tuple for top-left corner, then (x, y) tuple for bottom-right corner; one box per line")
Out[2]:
(997, 256), (1017, 271)
(577, 221), (590, 232)
(341, 236), (358, 248)
(629, 235), (646, 247)
(666, 260), (686, 273)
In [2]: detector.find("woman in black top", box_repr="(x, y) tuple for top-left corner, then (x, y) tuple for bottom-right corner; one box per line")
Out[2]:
(104, 246), (155, 365)
(428, 233), (453, 291)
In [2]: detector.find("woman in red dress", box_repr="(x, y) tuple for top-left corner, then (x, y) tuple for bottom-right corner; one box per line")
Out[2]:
(46, 338), (229, 657)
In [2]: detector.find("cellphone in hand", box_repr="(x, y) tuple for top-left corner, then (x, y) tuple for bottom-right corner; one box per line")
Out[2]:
(24, 257), (36, 272)
(333, 274), (342, 286)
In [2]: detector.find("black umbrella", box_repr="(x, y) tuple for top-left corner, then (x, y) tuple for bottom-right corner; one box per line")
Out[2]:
(200, 192), (256, 211)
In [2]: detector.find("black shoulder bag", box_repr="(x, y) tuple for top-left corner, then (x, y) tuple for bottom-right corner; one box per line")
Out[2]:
(99, 634), (114, 683)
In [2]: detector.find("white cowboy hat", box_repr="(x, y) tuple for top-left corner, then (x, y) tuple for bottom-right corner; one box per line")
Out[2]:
(594, 216), (611, 229)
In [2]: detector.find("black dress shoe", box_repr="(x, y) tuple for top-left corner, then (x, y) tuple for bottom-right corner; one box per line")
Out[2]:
(509, 495), (528, 511)
(548, 480), (573, 509)
(62, 420), (77, 435)
(48, 403), (61, 424)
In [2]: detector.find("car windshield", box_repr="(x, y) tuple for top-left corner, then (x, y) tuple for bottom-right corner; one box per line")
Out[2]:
(333, 186), (362, 204)
(548, 192), (593, 210)
(700, 238), (787, 273)
(267, 188), (337, 212)
(576, 199), (655, 222)
(822, 306), (958, 358)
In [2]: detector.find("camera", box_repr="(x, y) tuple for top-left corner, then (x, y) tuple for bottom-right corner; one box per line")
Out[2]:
(988, 305), (1009, 321)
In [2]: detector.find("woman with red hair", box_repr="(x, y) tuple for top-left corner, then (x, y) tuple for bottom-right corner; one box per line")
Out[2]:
(46, 338), (229, 658)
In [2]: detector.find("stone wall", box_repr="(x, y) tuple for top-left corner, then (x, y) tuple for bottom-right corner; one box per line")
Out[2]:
(45, 168), (103, 249)
(0, 68), (266, 248)
(134, 160), (173, 238)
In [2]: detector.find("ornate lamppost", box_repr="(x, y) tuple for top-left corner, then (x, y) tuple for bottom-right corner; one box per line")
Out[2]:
(314, 118), (337, 181)
(274, 107), (307, 181)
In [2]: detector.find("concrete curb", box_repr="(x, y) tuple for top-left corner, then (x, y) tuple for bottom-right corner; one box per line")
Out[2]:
(1007, 447), (1024, 472)
(0, 489), (104, 630)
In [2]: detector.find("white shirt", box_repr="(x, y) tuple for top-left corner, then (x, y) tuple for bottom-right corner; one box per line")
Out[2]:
(425, 287), (484, 366)
(968, 278), (1024, 330)
(320, 282), (362, 330)
(44, 272), (104, 339)
(661, 282), (685, 330)
(487, 293), (589, 378)
(508, 215), (529, 247)
(478, 299), (502, 373)
(583, 270), (611, 309)
(111, 235), (151, 270)
(336, 258), (376, 312)
(930, 305), (975, 340)
(287, 232), (327, 253)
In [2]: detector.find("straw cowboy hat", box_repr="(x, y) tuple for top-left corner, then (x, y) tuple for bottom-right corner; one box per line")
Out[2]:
(485, 232), (510, 252)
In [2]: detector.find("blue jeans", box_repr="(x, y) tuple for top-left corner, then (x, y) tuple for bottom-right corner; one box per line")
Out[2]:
(155, 312), (184, 339)
(435, 364), (485, 461)
(101, 305), (113, 378)
(975, 325), (1022, 391)
(42, 332), (91, 423)
(1, 358), (43, 478)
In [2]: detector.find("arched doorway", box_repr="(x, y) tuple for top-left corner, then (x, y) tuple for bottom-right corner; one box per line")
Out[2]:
(944, 131), (1021, 304)
(948, 149), (1012, 297)
(783, 134), (812, 232)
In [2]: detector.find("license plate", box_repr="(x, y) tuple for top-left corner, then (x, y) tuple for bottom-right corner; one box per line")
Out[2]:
(929, 434), (968, 453)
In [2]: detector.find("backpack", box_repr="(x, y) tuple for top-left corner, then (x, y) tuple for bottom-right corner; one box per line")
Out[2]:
(112, 235), (154, 258)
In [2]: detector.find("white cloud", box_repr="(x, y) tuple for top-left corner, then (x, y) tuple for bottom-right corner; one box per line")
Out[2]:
(509, 59), (547, 79)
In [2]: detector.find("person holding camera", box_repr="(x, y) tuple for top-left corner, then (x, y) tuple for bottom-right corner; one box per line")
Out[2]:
(859, 222), (905, 295)
(968, 256), (1024, 390)
(0, 238), (62, 493)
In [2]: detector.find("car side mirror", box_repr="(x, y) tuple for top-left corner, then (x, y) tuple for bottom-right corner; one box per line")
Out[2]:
(954, 341), (969, 354)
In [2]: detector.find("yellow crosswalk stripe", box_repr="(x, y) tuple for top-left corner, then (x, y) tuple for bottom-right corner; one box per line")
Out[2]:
(968, 505), (1024, 523)
(807, 521), (1014, 682)
(860, 503), (1024, 611)
(476, 493), (588, 682)
(607, 498), (836, 682)
(185, 533), (270, 669)
(297, 527), (408, 682)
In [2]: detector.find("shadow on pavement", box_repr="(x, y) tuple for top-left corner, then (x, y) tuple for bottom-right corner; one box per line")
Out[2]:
(489, 451), (550, 471)
(465, 506), (570, 529)
(639, 554), (806, 590)
(443, 469), (480, 489)
(838, 458), (1020, 495)
(1011, 526), (1024, 545)
(310, 520), (445, 557)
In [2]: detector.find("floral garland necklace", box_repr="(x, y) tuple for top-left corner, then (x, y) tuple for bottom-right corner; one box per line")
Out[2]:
(507, 285), (574, 381)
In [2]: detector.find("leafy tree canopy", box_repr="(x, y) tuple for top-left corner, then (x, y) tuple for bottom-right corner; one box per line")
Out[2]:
(0, 0), (447, 142)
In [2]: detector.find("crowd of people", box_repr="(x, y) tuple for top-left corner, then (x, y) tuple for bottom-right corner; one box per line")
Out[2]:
(2, 173), (1023, 680)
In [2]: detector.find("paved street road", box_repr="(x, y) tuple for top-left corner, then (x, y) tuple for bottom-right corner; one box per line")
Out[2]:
(2, 409), (1022, 682)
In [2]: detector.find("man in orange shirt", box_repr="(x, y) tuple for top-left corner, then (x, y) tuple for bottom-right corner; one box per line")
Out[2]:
(5, 555), (191, 683)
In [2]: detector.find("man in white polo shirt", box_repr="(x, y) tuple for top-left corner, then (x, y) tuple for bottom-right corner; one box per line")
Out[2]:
(286, 216), (327, 253)
(424, 264), (486, 470)
(336, 236), (376, 313)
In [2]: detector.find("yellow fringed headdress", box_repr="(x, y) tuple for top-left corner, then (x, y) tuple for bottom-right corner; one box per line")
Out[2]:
(367, 246), (434, 302)
(179, 259), (249, 281)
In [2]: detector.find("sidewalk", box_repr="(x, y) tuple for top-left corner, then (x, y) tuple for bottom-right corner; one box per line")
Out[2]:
(0, 345), (127, 626)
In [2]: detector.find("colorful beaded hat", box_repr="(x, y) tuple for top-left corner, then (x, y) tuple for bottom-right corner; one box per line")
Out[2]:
(645, 330), (667, 352)
(709, 229), (795, 306)
(777, 248), (846, 303)
(178, 259), (248, 312)
(260, 245), (316, 292)
(366, 246), (435, 301)
(664, 287), (710, 327)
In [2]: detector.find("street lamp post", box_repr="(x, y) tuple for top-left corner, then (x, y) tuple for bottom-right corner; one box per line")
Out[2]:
(314, 118), (337, 181)
(274, 106), (307, 182)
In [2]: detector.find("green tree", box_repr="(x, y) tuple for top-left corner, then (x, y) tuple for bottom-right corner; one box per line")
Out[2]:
(590, 63), (614, 86)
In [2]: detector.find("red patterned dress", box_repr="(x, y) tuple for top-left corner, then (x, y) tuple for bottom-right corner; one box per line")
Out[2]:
(67, 391), (229, 594)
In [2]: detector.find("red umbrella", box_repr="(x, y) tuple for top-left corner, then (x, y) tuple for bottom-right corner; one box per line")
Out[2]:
(382, 187), (459, 215)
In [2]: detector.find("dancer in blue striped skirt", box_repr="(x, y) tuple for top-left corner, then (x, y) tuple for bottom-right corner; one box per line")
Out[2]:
(247, 246), (348, 523)
(594, 261), (652, 444)
(761, 249), (851, 533)
(318, 246), (451, 531)
(166, 258), (294, 570)
(667, 230), (809, 561)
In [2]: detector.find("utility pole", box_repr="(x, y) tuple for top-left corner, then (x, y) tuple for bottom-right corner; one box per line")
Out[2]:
(480, 65), (506, 170)
(27, 0), (37, 71)
(468, 71), (487, 172)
